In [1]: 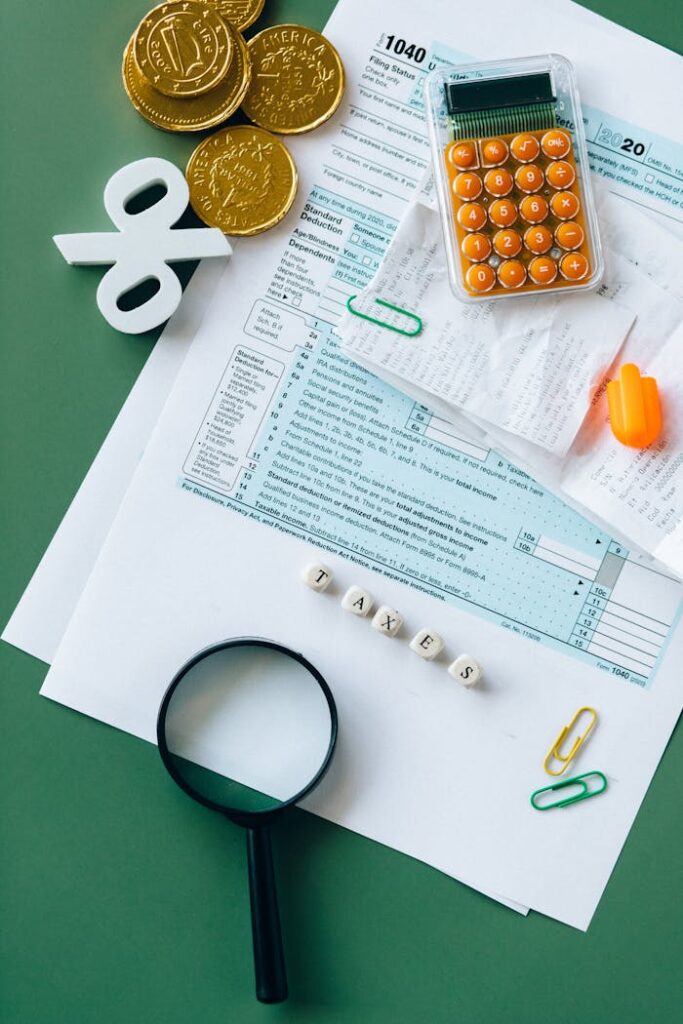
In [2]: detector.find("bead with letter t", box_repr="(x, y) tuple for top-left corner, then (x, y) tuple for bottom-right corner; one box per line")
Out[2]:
(302, 563), (333, 592)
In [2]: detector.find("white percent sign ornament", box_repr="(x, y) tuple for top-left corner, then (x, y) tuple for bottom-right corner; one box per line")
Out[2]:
(53, 158), (231, 334)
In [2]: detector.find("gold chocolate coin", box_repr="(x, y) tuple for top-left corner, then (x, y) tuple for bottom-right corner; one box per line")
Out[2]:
(241, 24), (345, 134)
(133, 1), (232, 98)
(122, 22), (251, 132)
(200, 0), (265, 32)
(186, 125), (298, 235)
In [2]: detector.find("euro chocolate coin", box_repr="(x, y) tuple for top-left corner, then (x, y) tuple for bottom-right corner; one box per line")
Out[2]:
(200, 0), (265, 32)
(133, 1), (232, 98)
(122, 21), (251, 132)
(241, 24), (345, 134)
(186, 125), (298, 235)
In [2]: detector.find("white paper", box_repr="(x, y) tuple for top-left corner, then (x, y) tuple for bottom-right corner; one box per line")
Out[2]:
(563, 323), (683, 572)
(34, 0), (683, 931)
(2, 260), (226, 662)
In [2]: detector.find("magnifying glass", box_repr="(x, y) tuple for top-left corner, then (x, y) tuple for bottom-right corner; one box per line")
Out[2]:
(156, 638), (337, 1004)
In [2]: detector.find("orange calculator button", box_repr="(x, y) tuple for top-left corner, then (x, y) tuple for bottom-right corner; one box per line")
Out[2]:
(497, 259), (527, 289)
(453, 172), (483, 200)
(482, 138), (508, 165)
(457, 202), (487, 231)
(461, 232), (492, 262)
(447, 141), (478, 169)
(493, 229), (522, 258)
(523, 225), (553, 254)
(541, 130), (571, 159)
(555, 221), (585, 250)
(510, 133), (540, 162)
(528, 256), (558, 285)
(560, 252), (590, 280)
(546, 160), (576, 189)
(514, 163), (544, 193)
(465, 263), (496, 293)
(488, 198), (517, 227)
(519, 194), (549, 223)
(550, 190), (580, 219)
(484, 168), (514, 197)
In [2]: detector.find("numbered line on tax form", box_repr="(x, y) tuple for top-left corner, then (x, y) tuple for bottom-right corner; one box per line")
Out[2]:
(513, 531), (681, 686)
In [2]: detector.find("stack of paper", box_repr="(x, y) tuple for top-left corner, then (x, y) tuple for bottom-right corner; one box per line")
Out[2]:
(4, 0), (683, 931)
(339, 186), (683, 575)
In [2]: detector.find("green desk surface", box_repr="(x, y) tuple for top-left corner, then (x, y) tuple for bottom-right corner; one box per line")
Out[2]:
(1, 1), (681, 1021)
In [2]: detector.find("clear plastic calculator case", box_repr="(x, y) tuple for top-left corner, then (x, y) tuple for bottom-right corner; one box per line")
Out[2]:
(425, 54), (603, 302)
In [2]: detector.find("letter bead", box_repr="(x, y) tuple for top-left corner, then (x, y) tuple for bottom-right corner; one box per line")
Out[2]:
(447, 654), (482, 688)
(341, 585), (373, 617)
(409, 628), (444, 660)
(371, 605), (403, 638)
(302, 562), (333, 592)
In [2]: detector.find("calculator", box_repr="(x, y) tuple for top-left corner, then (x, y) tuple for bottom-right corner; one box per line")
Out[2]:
(426, 55), (603, 302)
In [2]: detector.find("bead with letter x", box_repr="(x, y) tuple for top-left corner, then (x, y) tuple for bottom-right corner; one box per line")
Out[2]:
(372, 605), (403, 637)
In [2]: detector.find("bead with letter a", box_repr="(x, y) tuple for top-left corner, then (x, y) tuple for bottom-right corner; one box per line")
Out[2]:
(341, 585), (373, 617)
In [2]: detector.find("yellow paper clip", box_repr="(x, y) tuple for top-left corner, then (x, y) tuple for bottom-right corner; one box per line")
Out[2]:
(543, 706), (598, 777)
(607, 363), (662, 448)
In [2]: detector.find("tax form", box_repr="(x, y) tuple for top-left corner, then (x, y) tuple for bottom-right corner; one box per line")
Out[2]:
(5, 0), (682, 665)
(340, 186), (683, 579)
(7, 0), (683, 928)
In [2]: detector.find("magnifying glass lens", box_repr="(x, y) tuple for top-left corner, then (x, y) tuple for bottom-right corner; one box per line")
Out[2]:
(163, 644), (334, 815)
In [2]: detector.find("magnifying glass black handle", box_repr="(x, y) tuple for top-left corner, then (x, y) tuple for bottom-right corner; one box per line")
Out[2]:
(246, 826), (288, 1003)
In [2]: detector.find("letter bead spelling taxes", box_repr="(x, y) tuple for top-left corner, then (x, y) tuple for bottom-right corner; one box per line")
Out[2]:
(409, 628), (444, 660)
(302, 563), (333, 591)
(447, 654), (482, 687)
(371, 605), (403, 637)
(341, 585), (373, 617)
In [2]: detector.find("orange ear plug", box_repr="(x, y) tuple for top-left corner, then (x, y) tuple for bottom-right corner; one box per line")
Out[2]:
(607, 364), (662, 448)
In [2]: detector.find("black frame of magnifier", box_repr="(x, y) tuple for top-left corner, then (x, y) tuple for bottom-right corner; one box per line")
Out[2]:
(156, 637), (338, 1004)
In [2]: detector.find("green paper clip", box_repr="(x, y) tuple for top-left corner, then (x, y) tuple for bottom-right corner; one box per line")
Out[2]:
(346, 295), (422, 337)
(530, 771), (607, 811)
